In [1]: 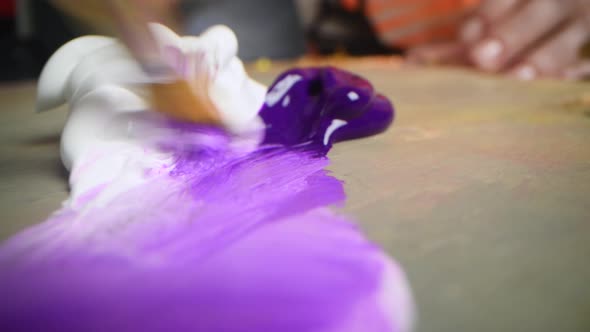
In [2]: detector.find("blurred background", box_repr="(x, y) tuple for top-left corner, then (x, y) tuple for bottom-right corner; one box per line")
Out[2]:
(1, 0), (589, 82)
(0, 0), (442, 82)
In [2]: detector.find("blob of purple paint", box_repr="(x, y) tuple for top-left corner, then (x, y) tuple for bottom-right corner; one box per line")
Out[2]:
(260, 66), (394, 152)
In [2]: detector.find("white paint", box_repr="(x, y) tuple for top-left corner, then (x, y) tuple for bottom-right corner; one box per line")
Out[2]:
(265, 74), (302, 107)
(36, 24), (267, 205)
(282, 95), (290, 107)
(378, 261), (415, 332)
(347, 91), (359, 101)
(323, 119), (347, 146)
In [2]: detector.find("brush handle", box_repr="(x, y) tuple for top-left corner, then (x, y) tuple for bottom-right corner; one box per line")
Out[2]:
(107, 1), (223, 125)
(106, 1), (174, 75)
(51, 0), (223, 126)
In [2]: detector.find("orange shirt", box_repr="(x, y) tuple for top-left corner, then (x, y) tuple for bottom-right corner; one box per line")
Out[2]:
(342, 0), (480, 48)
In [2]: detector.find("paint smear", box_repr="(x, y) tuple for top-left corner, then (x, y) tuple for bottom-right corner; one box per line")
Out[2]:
(0, 67), (412, 332)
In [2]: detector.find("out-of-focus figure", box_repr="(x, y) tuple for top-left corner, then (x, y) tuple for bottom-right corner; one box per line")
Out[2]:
(312, 0), (590, 80)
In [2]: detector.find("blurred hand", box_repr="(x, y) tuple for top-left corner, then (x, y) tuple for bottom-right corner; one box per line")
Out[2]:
(408, 0), (590, 80)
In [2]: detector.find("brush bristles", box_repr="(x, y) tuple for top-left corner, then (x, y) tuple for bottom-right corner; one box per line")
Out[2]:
(150, 77), (223, 126)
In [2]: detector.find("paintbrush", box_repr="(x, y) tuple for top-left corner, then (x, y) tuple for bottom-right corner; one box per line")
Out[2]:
(54, 0), (223, 126)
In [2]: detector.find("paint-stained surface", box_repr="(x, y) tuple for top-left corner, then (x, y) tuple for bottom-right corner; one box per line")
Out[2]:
(1, 62), (590, 331)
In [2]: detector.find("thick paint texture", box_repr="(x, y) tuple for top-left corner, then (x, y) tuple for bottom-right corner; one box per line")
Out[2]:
(0, 33), (412, 331)
(261, 67), (394, 152)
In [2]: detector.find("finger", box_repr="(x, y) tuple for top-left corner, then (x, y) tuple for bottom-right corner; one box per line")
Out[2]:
(510, 18), (590, 79)
(460, 0), (522, 43)
(561, 61), (590, 80)
(478, 0), (523, 22)
(470, 0), (576, 72)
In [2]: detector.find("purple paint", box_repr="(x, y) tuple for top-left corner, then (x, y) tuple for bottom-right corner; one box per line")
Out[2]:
(260, 67), (394, 152)
(0, 67), (412, 332)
